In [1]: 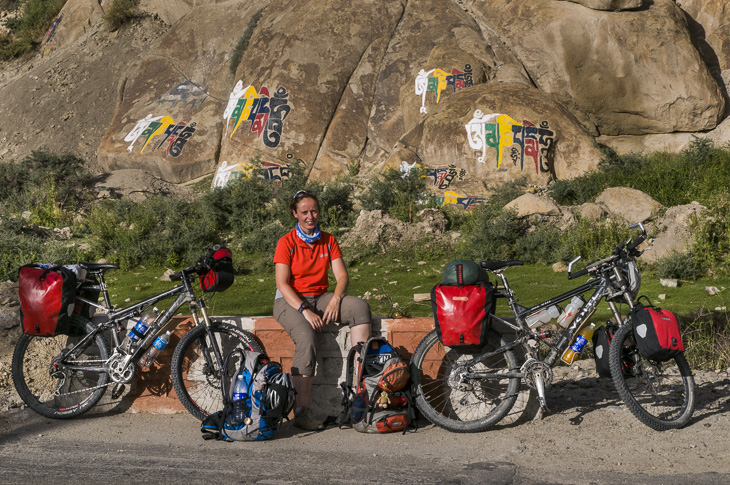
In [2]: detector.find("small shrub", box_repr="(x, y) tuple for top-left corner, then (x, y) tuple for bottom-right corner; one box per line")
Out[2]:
(102, 0), (141, 31)
(457, 209), (528, 262)
(681, 307), (730, 370)
(229, 7), (265, 74)
(0, 150), (95, 226)
(654, 251), (700, 280)
(360, 166), (435, 223)
(691, 193), (730, 276)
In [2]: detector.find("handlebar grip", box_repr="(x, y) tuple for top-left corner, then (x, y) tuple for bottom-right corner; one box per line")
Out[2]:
(170, 272), (183, 281)
(568, 268), (589, 280)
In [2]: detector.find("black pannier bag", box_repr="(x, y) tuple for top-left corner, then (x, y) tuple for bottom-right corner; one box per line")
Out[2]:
(198, 246), (234, 293)
(18, 264), (77, 336)
(592, 323), (617, 378)
(630, 296), (685, 361)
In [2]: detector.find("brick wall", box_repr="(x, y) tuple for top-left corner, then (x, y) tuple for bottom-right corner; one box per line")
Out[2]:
(124, 315), (437, 416)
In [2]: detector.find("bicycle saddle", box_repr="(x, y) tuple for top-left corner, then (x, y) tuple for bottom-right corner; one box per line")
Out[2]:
(480, 260), (523, 271)
(78, 262), (120, 271)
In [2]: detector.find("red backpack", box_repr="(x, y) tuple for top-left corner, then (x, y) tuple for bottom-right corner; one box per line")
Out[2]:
(18, 264), (77, 336)
(630, 296), (685, 361)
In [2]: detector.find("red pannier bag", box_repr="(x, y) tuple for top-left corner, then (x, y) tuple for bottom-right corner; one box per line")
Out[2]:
(630, 296), (685, 361)
(18, 264), (77, 336)
(199, 246), (234, 293)
(431, 282), (494, 348)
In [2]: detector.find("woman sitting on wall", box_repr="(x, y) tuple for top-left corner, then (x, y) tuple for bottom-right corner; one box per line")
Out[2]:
(273, 189), (372, 431)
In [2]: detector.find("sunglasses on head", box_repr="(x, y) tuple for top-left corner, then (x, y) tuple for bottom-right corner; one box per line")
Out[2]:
(293, 190), (316, 200)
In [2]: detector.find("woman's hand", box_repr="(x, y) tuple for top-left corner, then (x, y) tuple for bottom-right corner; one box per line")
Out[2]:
(303, 307), (325, 331)
(323, 294), (341, 324)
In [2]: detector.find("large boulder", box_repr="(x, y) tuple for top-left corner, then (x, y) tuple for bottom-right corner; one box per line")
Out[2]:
(98, 1), (269, 183)
(595, 187), (662, 223)
(464, 0), (725, 136)
(364, 0), (531, 163)
(643, 202), (706, 263)
(393, 82), (602, 200)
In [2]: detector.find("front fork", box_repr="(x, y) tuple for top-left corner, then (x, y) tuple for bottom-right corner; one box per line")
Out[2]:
(189, 298), (226, 379)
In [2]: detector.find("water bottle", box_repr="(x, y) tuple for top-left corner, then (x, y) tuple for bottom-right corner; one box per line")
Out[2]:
(121, 309), (157, 352)
(561, 322), (597, 365)
(139, 331), (171, 368)
(229, 375), (248, 426)
(526, 305), (560, 329)
(556, 296), (585, 328)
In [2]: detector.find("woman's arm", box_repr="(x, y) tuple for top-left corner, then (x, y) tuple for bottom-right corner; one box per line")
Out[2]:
(275, 263), (325, 331)
(322, 257), (349, 324)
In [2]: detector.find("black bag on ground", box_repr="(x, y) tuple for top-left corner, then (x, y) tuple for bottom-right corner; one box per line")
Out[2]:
(338, 336), (415, 434)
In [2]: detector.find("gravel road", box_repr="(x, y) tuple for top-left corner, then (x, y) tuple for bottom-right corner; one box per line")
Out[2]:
(1, 361), (729, 484)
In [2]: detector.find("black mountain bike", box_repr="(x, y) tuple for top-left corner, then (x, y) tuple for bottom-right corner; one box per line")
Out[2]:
(12, 247), (262, 420)
(411, 223), (695, 432)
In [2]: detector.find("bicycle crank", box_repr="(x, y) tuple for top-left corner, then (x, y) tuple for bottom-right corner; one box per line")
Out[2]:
(521, 359), (554, 412)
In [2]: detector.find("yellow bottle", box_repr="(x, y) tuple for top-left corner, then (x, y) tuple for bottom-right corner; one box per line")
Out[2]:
(561, 323), (596, 365)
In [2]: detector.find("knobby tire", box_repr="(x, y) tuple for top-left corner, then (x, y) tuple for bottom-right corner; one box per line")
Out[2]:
(12, 316), (110, 419)
(609, 323), (695, 430)
(411, 329), (520, 433)
(171, 321), (262, 421)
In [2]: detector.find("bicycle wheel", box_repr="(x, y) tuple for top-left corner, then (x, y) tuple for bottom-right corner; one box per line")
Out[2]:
(411, 329), (520, 433)
(171, 321), (263, 421)
(609, 323), (695, 430)
(12, 316), (110, 419)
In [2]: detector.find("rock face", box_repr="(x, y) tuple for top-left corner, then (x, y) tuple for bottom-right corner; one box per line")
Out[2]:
(98, 2), (270, 183)
(1, 0), (730, 194)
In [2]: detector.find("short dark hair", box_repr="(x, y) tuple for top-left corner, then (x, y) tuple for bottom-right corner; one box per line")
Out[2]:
(290, 190), (319, 215)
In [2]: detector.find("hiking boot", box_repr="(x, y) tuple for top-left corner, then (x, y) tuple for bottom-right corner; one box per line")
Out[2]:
(293, 406), (325, 431)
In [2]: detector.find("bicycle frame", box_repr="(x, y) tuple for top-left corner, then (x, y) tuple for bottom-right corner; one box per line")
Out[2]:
(59, 265), (223, 384)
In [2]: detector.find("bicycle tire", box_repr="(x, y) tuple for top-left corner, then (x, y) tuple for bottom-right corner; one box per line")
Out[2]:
(411, 329), (520, 433)
(171, 321), (263, 421)
(609, 323), (695, 430)
(12, 316), (110, 419)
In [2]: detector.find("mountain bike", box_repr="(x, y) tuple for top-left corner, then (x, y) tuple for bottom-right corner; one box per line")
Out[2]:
(411, 223), (695, 432)
(11, 246), (262, 420)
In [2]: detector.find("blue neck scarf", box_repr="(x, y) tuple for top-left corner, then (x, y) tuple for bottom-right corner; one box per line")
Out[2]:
(296, 223), (321, 244)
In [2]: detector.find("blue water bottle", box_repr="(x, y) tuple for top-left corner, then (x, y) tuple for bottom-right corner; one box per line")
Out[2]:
(229, 376), (248, 426)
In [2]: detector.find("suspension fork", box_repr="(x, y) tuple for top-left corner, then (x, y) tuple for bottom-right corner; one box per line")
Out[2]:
(189, 294), (227, 378)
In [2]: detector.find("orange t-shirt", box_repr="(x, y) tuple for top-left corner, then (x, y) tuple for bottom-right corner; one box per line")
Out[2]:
(273, 230), (343, 296)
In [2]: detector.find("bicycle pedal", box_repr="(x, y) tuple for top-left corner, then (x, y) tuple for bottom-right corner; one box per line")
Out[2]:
(111, 383), (126, 399)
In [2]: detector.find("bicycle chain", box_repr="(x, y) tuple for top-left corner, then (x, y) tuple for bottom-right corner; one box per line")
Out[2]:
(51, 358), (111, 397)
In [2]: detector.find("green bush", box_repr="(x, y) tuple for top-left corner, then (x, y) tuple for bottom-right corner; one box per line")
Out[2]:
(457, 209), (528, 262)
(229, 7), (265, 74)
(0, 0), (66, 59)
(549, 139), (730, 207)
(0, 217), (83, 281)
(360, 166), (436, 223)
(691, 193), (730, 277)
(102, 0), (141, 31)
(0, 150), (95, 226)
(654, 251), (700, 280)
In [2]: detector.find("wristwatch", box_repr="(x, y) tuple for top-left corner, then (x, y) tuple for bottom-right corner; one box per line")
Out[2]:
(298, 302), (309, 313)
